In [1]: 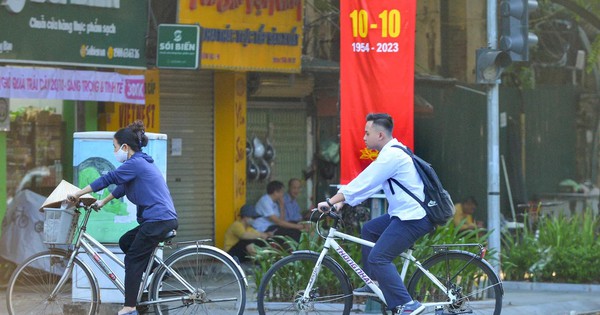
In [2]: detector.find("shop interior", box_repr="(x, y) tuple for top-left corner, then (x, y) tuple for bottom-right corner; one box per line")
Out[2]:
(6, 99), (65, 201)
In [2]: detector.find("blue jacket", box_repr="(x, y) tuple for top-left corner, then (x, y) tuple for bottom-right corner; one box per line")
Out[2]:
(90, 152), (177, 224)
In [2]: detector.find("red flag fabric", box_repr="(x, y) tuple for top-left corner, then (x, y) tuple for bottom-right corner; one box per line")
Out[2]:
(340, 0), (416, 184)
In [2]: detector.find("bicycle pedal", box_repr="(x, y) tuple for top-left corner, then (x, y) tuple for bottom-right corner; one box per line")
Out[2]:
(136, 305), (150, 314)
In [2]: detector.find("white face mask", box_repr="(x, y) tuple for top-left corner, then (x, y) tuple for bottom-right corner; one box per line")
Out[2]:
(114, 144), (128, 163)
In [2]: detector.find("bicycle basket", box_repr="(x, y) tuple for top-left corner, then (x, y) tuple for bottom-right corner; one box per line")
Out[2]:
(43, 206), (80, 244)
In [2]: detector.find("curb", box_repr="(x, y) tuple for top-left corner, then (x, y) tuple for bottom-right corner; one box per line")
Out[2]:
(503, 281), (600, 315)
(503, 281), (600, 293)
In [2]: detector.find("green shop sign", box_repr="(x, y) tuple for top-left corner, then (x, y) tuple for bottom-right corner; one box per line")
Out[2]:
(157, 24), (200, 69)
(0, 0), (147, 69)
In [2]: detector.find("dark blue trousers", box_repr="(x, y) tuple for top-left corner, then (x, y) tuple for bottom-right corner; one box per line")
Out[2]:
(360, 214), (433, 309)
(119, 219), (178, 307)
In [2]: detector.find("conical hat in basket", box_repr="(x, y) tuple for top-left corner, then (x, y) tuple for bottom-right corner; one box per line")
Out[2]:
(40, 180), (96, 211)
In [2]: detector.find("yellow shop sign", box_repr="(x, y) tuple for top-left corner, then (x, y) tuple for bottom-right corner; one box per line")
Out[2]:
(178, 0), (303, 73)
(103, 69), (160, 132)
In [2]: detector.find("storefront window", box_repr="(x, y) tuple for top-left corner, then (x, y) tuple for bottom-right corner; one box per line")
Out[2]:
(7, 99), (64, 199)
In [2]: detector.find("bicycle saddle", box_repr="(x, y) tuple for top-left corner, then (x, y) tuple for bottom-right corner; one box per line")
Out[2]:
(160, 229), (177, 242)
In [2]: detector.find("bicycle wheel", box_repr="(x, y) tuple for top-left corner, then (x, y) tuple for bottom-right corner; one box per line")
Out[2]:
(6, 250), (98, 315)
(257, 252), (353, 315)
(406, 251), (503, 315)
(150, 247), (246, 315)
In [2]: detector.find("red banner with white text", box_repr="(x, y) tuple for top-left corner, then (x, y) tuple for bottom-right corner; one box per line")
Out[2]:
(340, 0), (415, 184)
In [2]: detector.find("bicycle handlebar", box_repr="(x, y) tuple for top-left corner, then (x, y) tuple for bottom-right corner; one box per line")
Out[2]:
(67, 200), (100, 212)
(90, 202), (100, 211)
(310, 207), (343, 236)
(326, 210), (341, 220)
(312, 207), (340, 219)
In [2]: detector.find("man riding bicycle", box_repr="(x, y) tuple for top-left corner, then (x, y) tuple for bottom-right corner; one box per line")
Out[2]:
(317, 113), (434, 315)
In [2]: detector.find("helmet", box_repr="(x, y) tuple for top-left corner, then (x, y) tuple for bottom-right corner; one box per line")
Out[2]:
(240, 204), (259, 218)
(258, 158), (271, 181)
(246, 139), (253, 157)
(247, 158), (259, 181)
(253, 137), (265, 158)
(264, 139), (276, 162)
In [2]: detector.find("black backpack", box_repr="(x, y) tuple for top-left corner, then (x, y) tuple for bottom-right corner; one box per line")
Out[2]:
(387, 145), (455, 226)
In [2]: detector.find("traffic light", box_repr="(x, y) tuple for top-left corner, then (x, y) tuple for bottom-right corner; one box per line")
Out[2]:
(475, 48), (512, 84)
(499, 0), (538, 62)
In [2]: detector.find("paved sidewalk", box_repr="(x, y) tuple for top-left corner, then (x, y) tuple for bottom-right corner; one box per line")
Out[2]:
(1, 281), (599, 314)
(240, 281), (600, 315)
(499, 281), (600, 315)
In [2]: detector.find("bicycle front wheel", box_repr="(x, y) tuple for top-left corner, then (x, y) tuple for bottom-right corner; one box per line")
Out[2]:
(150, 246), (246, 315)
(406, 251), (503, 315)
(257, 252), (353, 315)
(6, 250), (98, 315)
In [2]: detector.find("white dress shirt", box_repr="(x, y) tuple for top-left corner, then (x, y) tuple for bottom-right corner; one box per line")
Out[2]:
(252, 194), (280, 232)
(338, 138), (427, 220)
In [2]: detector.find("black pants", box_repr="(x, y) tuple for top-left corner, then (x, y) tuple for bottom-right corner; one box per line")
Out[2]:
(265, 225), (301, 242)
(227, 239), (266, 263)
(119, 219), (178, 307)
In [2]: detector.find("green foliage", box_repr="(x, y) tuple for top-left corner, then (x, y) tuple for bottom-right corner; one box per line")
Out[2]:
(501, 210), (600, 283)
(250, 232), (323, 290)
(541, 245), (600, 283)
(503, 65), (536, 90)
(586, 36), (600, 74)
(501, 215), (544, 281)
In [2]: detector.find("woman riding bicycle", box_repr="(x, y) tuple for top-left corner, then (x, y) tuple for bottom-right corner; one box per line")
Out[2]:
(68, 120), (178, 315)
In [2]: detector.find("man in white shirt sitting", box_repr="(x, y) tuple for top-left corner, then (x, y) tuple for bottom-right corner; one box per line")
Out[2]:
(253, 180), (307, 242)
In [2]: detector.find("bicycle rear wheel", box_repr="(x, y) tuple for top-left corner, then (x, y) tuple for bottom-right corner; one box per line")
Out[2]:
(406, 251), (503, 315)
(257, 252), (353, 315)
(150, 246), (246, 315)
(6, 250), (98, 315)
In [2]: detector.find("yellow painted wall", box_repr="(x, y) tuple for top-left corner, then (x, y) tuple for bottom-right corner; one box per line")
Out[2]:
(445, 0), (486, 83)
(415, 0), (442, 74)
(465, 0), (486, 83)
(214, 71), (247, 249)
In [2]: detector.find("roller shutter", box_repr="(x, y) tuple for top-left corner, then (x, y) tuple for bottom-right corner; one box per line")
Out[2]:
(159, 69), (214, 242)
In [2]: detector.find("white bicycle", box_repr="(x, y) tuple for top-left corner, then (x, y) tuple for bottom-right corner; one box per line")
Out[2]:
(6, 201), (247, 315)
(257, 210), (503, 314)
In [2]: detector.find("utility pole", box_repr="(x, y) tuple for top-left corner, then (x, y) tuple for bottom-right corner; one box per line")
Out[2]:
(486, 0), (502, 273)
(481, 0), (539, 273)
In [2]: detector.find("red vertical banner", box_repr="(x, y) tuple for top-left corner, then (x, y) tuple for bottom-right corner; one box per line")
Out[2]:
(340, 0), (416, 184)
